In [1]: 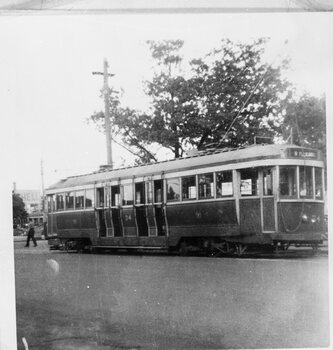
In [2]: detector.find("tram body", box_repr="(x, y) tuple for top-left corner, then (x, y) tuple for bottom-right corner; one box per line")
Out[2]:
(45, 144), (326, 253)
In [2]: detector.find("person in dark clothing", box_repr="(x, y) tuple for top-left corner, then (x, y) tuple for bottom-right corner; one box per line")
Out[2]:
(25, 223), (37, 247)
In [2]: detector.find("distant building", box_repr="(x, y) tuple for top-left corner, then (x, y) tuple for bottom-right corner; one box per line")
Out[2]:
(13, 183), (44, 225)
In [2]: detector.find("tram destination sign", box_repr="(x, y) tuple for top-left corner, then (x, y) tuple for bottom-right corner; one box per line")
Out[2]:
(287, 148), (318, 159)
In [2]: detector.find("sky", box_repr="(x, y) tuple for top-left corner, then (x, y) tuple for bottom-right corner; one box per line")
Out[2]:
(0, 12), (332, 192)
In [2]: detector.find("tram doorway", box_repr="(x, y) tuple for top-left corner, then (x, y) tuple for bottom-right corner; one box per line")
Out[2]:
(95, 209), (107, 237)
(135, 182), (149, 236)
(110, 185), (123, 237)
(136, 207), (149, 236)
(112, 208), (123, 237)
(155, 205), (166, 236)
(153, 180), (166, 236)
(239, 167), (276, 233)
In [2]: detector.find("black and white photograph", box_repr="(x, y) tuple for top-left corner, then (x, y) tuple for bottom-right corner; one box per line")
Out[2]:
(1, 1), (332, 349)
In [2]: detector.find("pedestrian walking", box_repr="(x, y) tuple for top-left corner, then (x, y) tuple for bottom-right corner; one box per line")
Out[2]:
(25, 223), (37, 247)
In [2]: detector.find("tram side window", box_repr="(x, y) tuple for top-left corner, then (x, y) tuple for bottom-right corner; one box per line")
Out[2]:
(315, 167), (323, 199)
(154, 180), (163, 203)
(111, 185), (120, 206)
(182, 176), (197, 200)
(56, 193), (64, 210)
(263, 168), (273, 196)
(167, 178), (180, 202)
(279, 166), (297, 198)
(123, 184), (134, 205)
(216, 171), (233, 197)
(75, 190), (84, 209)
(240, 168), (259, 196)
(135, 182), (145, 205)
(65, 192), (74, 209)
(96, 187), (105, 207)
(105, 186), (111, 207)
(85, 189), (94, 208)
(300, 166), (313, 199)
(198, 173), (214, 199)
(146, 182), (153, 204)
(47, 195), (55, 212)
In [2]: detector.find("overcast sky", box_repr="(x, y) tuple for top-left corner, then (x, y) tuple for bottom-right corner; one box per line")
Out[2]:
(0, 12), (332, 192)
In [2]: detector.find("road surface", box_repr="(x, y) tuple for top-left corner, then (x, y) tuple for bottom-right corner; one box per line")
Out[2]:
(14, 241), (330, 349)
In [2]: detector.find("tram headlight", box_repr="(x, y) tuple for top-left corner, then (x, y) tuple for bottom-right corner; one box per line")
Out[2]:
(301, 213), (320, 224)
(311, 215), (320, 224)
(301, 214), (308, 222)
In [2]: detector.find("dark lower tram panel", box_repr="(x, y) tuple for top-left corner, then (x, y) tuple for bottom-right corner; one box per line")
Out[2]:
(48, 200), (325, 254)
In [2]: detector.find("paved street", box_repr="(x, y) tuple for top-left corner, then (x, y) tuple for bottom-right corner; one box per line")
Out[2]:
(14, 240), (330, 349)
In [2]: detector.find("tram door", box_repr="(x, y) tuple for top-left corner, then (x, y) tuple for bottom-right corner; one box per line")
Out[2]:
(239, 168), (275, 233)
(239, 168), (262, 234)
(111, 185), (123, 237)
(95, 187), (106, 237)
(154, 180), (166, 236)
(262, 168), (275, 232)
(135, 182), (148, 236)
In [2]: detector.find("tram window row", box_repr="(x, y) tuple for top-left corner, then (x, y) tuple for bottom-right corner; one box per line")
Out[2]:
(47, 165), (324, 212)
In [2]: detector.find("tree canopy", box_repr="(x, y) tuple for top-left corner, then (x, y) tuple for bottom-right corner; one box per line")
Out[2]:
(89, 39), (325, 163)
(283, 93), (326, 158)
(12, 192), (28, 225)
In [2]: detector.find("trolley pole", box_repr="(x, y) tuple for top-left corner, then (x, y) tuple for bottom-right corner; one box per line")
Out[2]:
(93, 59), (115, 168)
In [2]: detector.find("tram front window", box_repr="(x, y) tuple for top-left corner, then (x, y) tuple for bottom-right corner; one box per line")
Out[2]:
(263, 168), (273, 196)
(280, 166), (297, 198)
(300, 166), (313, 199)
(315, 167), (323, 199)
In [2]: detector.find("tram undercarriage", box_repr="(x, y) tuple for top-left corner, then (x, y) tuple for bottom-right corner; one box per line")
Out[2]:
(49, 233), (324, 257)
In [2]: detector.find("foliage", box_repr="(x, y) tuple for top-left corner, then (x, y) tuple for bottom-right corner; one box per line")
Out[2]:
(283, 93), (326, 158)
(89, 39), (325, 164)
(126, 39), (290, 157)
(188, 38), (290, 149)
(12, 192), (28, 224)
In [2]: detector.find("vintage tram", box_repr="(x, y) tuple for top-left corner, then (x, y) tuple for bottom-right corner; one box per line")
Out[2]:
(46, 144), (326, 255)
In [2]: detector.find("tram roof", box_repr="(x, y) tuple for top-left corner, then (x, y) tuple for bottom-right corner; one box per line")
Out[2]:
(46, 144), (320, 191)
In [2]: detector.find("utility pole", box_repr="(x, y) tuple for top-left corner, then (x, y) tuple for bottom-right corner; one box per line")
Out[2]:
(93, 59), (115, 168)
(41, 159), (47, 235)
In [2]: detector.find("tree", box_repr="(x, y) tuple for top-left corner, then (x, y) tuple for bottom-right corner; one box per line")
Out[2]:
(188, 38), (290, 149)
(89, 103), (159, 164)
(89, 39), (292, 161)
(12, 192), (28, 226)
(283, 93), (326, 157)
